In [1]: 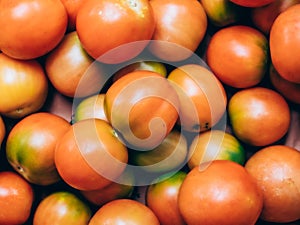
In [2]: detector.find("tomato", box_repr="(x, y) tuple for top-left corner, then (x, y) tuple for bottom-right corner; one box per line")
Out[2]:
(188, 130), (246, 169)
(130, 129), (188, 174)
(0, 171), (34, 225)
(59, 0), (85, 31)
(148, 0), (207, 61)
(167, 64), (227, 133)
(228, 87), (291, 146)
(0, 53), (48, 119)
(146, 171), (187, 225)
(88, 199), (160, 225)
(245, 145), (300, 223)
(55, 119), (128, 191)
(0, 0), (68, 60)
(0, 115), (5, 147)
(178, 160), (263, 225)
(33, 191), (91, 225)
(104, 70), (179, 150)
(76, 0), (155, 63)
(206, 25), (269, 88)
(229, 0), (275, 7)
(6, 112), (71, 185)
(269, 63), (300, 104)
(270, 4), (300, 83)
(45, 31), (106, 98)
(251, 0), (300, 35)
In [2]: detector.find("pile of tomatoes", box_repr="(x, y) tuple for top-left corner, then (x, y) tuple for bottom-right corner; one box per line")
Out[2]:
(0, 0), (300, 224)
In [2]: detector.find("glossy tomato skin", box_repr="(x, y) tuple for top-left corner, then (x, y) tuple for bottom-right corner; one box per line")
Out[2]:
(0, 0), (68, 60)
(33, 191), (92, 225)
(146, 171), (187, 225)
(0, 171), (34, 225)
(0, 116), (5, 147)
(59, 0), (85, 31)
(270, 4), (300, 83)
(76, 0), (155, 63)
(149, 0), (207, 61)
(88, 199), (160, 225)
(206, 25), (269, 88)
(230, 0), (275, 7)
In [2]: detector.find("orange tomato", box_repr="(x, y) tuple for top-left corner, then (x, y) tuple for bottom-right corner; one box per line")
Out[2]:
(167, 64), (227, 133)
(45, 31), (106, 98)
(104, 70), (179, 150)
(0, 53), (48, 119)
(178, 160), (263, 225)
(88, 199), (160, 225)
(206, 25), (269, 88)
(270, 4), (300, 83)
(228, 87), (291, 146)
(33, 191), (92, 225)
(59, 0), (85, 31)
(76, 0), (155, 63)
(149, 0), (207, 61)
(0, 115), (5, 147)
(6, 112), (71, 185)
(245, 145), (300, 223)
(146, 171), (187, 225)
(230, 0), (275, 7)
(55, 119), (128, 191)
(0, 171), (34, 225)
(0, 0), (68, 60)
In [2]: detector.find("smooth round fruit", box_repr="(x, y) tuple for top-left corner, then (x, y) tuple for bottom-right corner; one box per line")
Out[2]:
(178, 160), (263, 225)
(149, 0), (207, 61)
(0, 0), (68, 59)
(167, 64), (227, 133)
(104, 70), (179, 150)
(0, 53), (48, 119)
(228, 87), (291, 146)
(6, 112), (71, 185)
(55, 119), (128, 191)
(33, 191), (92, 225)
(269, 63), (300, 104)
(206, 25), (269, 88)
(270, 4), (300, 83)
(146, 171), (187, 225)
(60, 0), (85, 31)
(45, 31), (106, 98)
(188, 130), (246, 169)
(88, 199), (160, 225)
(230, 0), (275, 7)
(245, 145), (300, 223)
(0, 171), (34, 225)
(0, 115), (5, 147)
(76, 0), (155, 63)
(73, 94), (108, 123)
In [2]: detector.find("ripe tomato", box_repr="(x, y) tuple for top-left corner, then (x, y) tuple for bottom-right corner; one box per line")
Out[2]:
(104, 70), (179, 150)
(0, 0), (68, 60)
(228, 87), (291, 146)
(188, 130), (246, 169)
(269, 63), (300, 104)
(146, 171), (187, 225)
(206, 25), (269, 88)
(76, 0), (155, 63)
(0, 171), (34, 225)
(55, 119), (128, 191)
(0, 116), (5, 147)
(167, 64), (227, 133)
(230, 0), (275, 7)
(270, 4), (300, 83)
(88, 199), (160, 225)
(245, 145), (300, 223)
(251, 0), (300, 35)
(6, 112), (71, 185)
(149, 0), (207, 61)
(0, 53), (48, 119)
(45, 31), (106, 98)
(178, 160), (263, 225)
(33, 191), (92, 225)
(59, 0), (85, 31)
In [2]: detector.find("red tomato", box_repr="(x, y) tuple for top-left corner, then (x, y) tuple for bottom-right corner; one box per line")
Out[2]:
(0, 115), (5, 147)
(59, 0), (85, 31)
(0, 171), (34, 225)
(76, 0), (155, 63)
(230, 0), (275, 7)
(33, 191), (92, 225)
(149, 0), (207, 61)
(270, 4), (300, 83)
(0, 0), (68, 60)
